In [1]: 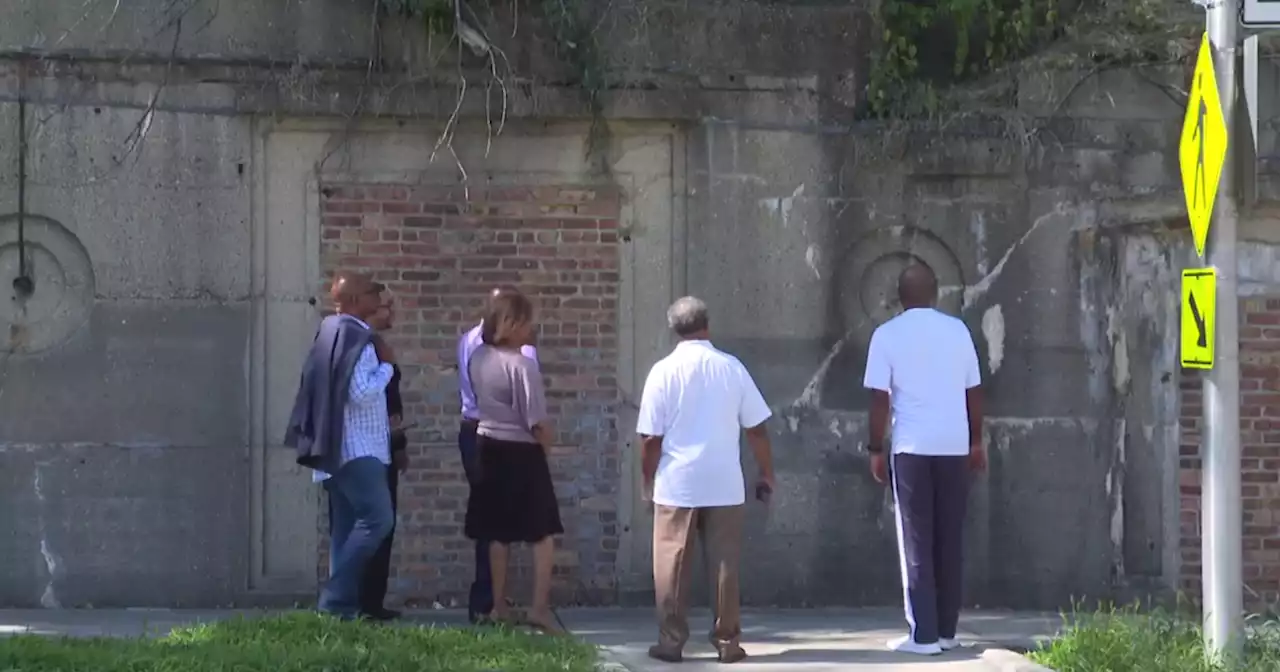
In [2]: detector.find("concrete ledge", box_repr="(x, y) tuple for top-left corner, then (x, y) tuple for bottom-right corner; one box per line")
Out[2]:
(593, 649), (633, 672)
(980, 648), (1056, 672)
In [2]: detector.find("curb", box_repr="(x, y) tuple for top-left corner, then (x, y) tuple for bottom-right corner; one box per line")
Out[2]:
(592, 648), (633, 672)
(980, 648), (1056, 672)
(588, 645), (1054, 672)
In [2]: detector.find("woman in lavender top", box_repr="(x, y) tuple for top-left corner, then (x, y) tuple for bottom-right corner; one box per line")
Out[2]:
(463, 288), (564, 633)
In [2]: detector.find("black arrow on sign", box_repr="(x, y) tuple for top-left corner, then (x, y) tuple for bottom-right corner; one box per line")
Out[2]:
(1189, 290), (1208, 348)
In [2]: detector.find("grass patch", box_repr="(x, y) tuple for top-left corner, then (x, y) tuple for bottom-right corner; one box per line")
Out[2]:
(1029, 606), (1280, 671)
(0, 612), (598, 672)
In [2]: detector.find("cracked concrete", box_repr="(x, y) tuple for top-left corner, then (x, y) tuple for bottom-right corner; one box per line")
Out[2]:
(0, 0), (1277, 611)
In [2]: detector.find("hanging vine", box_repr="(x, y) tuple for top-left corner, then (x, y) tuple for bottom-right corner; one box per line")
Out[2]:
(367, 0), (611, 172)
(377, 0), (455, 32)
(540, 0), (612, 174)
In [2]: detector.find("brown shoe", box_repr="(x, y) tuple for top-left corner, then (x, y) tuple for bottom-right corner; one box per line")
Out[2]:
(647, 645), (683, 663)
(717, 646), (748, 664)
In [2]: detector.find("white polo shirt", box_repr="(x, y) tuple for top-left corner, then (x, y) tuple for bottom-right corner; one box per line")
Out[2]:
(863, 308), (981, 457)
(637, 340), (772, 508)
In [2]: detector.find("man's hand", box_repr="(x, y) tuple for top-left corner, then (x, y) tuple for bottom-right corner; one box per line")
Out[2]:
(373, 335), (396, 364)
(641, 480), (655, 512)
(390, 413), (402, 429)
(755, 470), (776, 503)
(870, 453), (889, 485)
(392, 449), (409, 473)
(969, 442), (987, 473)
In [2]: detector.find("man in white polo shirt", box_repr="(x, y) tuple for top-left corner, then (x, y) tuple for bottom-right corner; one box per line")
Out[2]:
(637, 296), (775, 665)
(863, 264), (986, 656)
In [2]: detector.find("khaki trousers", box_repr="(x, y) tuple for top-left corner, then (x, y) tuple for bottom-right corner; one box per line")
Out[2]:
(652, 503), (745, 654)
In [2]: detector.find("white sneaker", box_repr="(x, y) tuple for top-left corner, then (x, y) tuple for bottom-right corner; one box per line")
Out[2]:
(939, 637), (961, 651)
(886, 635), (943, 656)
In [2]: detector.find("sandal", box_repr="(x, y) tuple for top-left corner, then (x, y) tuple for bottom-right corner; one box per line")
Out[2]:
(525, 610), (566, 635)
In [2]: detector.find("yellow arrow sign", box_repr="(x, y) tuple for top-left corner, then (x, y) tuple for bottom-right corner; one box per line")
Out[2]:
(1179, 33), (1228, 260)
(1181, 267), (1216, 370)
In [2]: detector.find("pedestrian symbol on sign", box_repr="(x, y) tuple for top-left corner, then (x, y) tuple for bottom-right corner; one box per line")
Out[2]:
(1192, 76), (1207, 210)
(1178, 33), (1228, 260)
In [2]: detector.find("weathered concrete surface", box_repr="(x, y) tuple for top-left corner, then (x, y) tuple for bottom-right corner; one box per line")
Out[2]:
(0, 99), (252, 607)
(0, 0), (1274, 611)
(0, 0), (872, 86)
(673, 91), (1186, 608)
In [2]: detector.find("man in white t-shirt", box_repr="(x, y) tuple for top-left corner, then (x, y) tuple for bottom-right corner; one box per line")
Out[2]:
(863, 264), (986, 657)
(636, 296), (775, 665)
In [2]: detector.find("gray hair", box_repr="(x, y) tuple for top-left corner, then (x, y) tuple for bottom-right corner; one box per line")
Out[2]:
(667, 296), (709, 337)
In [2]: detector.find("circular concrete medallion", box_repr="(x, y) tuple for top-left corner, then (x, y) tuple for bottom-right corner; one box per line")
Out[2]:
(835, 225), (965, 336)
(0, 214), (95, 355)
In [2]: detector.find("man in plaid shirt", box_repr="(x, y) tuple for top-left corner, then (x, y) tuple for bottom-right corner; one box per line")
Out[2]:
(293, 272), (397, 620)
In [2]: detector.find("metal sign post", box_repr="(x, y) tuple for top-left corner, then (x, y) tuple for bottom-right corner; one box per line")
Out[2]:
(1204, 0), (1243, 661)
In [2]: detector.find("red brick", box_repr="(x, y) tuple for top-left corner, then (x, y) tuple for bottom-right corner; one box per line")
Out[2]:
(383, 202), (422, 214)
(324, 215), (362, 228)
(1180, 297), (1280, 610)
(324, 201), (379, 213)
(319, 181), (622, 606)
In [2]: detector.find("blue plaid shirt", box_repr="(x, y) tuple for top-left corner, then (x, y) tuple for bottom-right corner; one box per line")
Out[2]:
(313, 316), (395, 482)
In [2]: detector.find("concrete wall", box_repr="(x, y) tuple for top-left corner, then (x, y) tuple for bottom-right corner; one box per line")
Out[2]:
(0, 103), (252, 607)
(0, 0), (1273, 609)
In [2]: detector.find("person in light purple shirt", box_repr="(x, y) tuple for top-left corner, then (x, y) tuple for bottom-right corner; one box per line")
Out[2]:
(456, 286), (538, 624)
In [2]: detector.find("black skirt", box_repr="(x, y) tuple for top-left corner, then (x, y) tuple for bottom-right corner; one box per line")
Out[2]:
(464, 435), (564, 544)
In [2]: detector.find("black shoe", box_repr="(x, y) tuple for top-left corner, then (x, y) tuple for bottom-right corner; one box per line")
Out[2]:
(647, 645), (683, 663)
(361, 607), (402, 622)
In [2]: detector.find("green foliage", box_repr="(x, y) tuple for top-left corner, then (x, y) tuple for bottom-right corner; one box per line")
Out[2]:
(0, 612), (599, 672)
(867, 0), (1062, 118)
(377, 0), (455, 32)
(1029, 604), (1280, 672)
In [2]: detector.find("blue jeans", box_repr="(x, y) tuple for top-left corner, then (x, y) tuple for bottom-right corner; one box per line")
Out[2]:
(319, 456), (395, 618)
(459, 421), (493, 618)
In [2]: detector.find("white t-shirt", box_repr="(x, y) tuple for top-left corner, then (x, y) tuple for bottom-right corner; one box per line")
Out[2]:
(637, 340), (772, 508)
(863, 308), (981, 457)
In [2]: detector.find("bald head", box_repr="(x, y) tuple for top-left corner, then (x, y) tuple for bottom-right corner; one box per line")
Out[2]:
(490, 285), (521, 301)
(330, 271), (383, 320)
(897, 264), (938, 310)
(483, 285), (524, 319)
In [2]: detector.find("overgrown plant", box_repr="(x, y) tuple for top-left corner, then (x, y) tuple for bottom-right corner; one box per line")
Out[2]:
(867, 0), (1062, 118)
(865, 0), (1197, 120)
(1030, 602), (1280, 671)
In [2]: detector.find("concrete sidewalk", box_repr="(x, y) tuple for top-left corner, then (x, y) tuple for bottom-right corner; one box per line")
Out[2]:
(561, 608), (1060, 672)
(0, 607), (1060, 671)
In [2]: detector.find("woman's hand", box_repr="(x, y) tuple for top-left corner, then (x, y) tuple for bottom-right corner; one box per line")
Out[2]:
(532, 422), (555, 450)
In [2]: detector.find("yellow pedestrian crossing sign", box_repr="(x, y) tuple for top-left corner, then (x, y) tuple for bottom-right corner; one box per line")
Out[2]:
(1181, 268), (1216, 370)
(1179, 33), (1228, 260)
